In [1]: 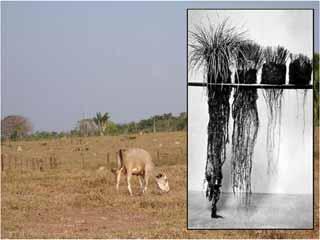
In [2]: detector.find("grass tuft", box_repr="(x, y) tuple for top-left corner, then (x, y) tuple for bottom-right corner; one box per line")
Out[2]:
(264, 46), (289, 65)
(189, 18), (247, 84)
(237, 41), (264, 70)
(291, 53), (312, 66)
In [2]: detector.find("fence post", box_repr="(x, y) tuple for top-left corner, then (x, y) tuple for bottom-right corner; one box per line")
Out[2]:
(15, 156), (17, 169)
(1, 154), (4, 172)
(49, 156), (53, 169)
(107, 152), (110, 168)
(39, 159), (43, 171)
(54, 155), (58, 168)
(157, 150), (160, 161)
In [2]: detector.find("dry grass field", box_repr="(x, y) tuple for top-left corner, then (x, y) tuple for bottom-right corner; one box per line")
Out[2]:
(1, 132), (188, 238)
(1, 130), (319, 238)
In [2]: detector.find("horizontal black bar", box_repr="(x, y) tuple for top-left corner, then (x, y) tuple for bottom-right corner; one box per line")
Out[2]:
(188, 82), (313, 89)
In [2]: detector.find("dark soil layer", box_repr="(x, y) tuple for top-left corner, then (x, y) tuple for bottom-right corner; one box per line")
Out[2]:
(289, 60), (312, 85)
(261, 63), (286, 84)
(235, 69), (257, 84)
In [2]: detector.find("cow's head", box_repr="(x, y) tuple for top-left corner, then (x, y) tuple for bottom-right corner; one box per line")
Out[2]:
(155, 173), (170, 193)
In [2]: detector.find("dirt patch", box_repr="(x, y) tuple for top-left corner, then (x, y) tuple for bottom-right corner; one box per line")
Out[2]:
(1, 130), (319, 238)
(19, 207), (158, 238)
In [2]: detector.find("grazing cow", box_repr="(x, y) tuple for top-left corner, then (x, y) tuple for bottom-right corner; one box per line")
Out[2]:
(111, 148), (169, 195)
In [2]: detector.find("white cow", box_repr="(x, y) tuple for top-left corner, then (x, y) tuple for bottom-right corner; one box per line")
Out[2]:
(111, 148), (169, 195)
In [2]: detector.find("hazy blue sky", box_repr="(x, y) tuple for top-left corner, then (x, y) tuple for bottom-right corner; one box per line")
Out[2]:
(1, 1), (319, 132)
(1, 2), (187, 132)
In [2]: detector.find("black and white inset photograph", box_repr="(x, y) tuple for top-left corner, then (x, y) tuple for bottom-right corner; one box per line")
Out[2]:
(188, 10), (313, 229)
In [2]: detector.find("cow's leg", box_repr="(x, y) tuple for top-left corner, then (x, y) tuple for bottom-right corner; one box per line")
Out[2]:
(138, 176), (145, 192)
(127, 171), (133, 196)
(143, 175), (149, 194)
(116, 168), (122, 191)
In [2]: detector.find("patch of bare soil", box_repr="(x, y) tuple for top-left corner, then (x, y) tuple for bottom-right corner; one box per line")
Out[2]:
(21, 207), (157, 238)
(1, 131), (319, 238)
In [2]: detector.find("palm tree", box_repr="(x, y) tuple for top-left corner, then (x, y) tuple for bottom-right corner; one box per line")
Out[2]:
(189, 19), (247, 218)
(93, 112), (109, 136)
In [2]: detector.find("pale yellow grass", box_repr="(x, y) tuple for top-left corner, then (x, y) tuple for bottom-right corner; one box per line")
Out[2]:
(1, 131), (318, 238)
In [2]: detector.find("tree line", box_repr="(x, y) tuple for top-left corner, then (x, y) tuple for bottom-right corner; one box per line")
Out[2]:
(1, 112), (187, 141)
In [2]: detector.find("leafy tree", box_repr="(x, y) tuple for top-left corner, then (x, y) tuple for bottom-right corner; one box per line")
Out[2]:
(70, 112), (187, 137)
(1, 115), (32, 140)
(176, 112), (187, 131)
(93, 112), (109, 135)
(76, 118), (99, 137)
(105, 121), (118, 135)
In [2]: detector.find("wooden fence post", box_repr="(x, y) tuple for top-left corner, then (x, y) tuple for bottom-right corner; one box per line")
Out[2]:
(39, 159), (43, 171)
(15, 156), (17, 169)
(53, 155), (58, 168)
(1, 154), (4, 172)
(157, 150), (160, 161)
(49, 156), (53, 169)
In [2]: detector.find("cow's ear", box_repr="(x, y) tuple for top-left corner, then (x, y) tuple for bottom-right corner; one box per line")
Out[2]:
(156, 173), (163, 178)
